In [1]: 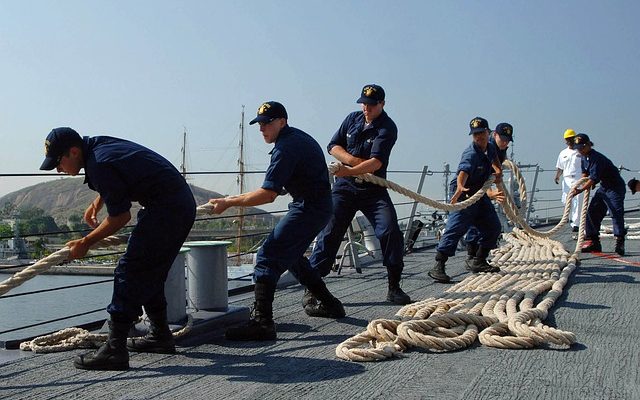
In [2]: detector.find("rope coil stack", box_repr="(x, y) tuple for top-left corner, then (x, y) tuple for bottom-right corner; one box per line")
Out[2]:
(336, 161), (588, 361)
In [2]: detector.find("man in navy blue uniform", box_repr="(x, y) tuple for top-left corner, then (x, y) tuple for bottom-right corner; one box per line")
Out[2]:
(429, 117), (503, 283)
(464, 123), (513, 264)
(307, 84), (411, 305)
(570, 133), (626, 255)
(209, 101), (344, 342)
(39, 127), (196, 370)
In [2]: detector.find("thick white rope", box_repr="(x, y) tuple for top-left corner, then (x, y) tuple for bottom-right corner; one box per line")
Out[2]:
(336, 162), (592, 361)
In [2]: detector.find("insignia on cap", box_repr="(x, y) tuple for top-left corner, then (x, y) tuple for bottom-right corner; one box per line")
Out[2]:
(363, 86), (376, 97)
(44, 140), (50, 156)
(504, 127), (512, 135)
(471, 118), (482, 128)
(258, 103), (271, 115)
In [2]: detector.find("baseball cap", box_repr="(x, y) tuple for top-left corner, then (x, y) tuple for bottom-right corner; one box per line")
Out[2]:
(39, 127), (83, 171)
(628, 178), (638, 195)
(495, 122), (514, 142)
(469, 117), (490, 135)
(574, 133), (592, 150)
(249, 101), (288, 125)
(356, 84), (385, 104)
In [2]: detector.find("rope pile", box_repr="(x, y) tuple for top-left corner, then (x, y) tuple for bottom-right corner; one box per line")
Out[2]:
(336, 161), (590, 361)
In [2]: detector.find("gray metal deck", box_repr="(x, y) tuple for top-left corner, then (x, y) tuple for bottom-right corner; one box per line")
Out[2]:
(1, 220), (639, 400)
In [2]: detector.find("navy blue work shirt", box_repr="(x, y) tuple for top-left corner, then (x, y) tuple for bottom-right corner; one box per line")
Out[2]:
(328, 110), (397, 191)
(261, 125), (331, 202)
(82, 136), (189, 216)
(450, 141), (498, 197)
(581, 149), (625, 192)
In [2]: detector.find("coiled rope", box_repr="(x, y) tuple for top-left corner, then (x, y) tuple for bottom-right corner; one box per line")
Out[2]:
(335, 161), (591, 361)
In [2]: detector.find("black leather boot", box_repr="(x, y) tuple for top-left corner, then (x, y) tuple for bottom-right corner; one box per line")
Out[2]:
(466, 247), (500, 273)
(301, 287), (317, 308)
(225, 282), (277, 341)
(127, 309), (175, 354)
(304, 281), (346, 318)
(581, 237), (602, 253)
(615, 236), (625, 256)
(74, 319), (132, 370)
(385, 266), (412, 305)
(466, 243), (479, 262)
(428, 252), (451, 283)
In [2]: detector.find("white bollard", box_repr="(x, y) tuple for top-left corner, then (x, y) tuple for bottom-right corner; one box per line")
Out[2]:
(185, 241), (231, 311)
(164, 247), (190, 323)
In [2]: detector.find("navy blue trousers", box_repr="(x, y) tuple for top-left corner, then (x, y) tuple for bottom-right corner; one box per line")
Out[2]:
(436, 195), (500, 257)
(108, 187), (196, 323)
(309, 187), (404, 277)
(254, 197), (332, 287)
(585, 186), (625, 238)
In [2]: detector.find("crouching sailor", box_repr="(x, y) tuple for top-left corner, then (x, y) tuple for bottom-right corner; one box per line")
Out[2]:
(40, 127), (196, 370)
(429, 117), (503, 283)
(209, 101), (345, 342)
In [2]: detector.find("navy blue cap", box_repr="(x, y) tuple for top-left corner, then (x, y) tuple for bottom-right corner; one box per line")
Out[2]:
(574, 133), (592, 150)
(249, 101), (288, 125)
(39, 127), (83, 170)
(495, 122), (514, 142)
(469, 117), (490, 135)
(357, 84), (385, 104)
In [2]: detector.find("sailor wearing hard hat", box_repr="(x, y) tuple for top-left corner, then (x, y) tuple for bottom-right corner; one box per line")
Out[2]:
(554, 129), (583, 232)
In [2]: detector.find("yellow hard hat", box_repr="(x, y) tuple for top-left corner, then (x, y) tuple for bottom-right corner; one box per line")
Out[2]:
(563, 129), (576, 139)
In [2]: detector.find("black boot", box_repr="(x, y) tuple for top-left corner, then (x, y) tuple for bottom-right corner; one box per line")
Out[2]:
(428, 252), (451, 283)
(385, 266), (412, 305)
(615, 236), (625, 256)
(225, 282), (277, 341)
(304, 281), (345, 318)
(466, 247), (500, 273)
(127, 309), (175, 354)
(581, 237), (602, 253)
(74, 319), (132, 371)
(301, 287), (317, 308)
(466, 243), (479, 262)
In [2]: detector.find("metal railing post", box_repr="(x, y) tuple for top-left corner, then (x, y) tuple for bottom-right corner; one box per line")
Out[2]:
(525, 165), (540, 224)
(404, 165), (429, 244)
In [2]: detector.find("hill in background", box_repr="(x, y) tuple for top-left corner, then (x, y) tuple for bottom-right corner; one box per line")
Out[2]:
(0, 178), (275, 227)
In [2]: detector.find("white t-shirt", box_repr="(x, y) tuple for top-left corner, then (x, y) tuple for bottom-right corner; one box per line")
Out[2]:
(556, 147), (582, 179)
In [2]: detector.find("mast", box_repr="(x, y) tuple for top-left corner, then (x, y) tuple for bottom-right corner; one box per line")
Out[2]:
(236, 106), (246, 265)
(180, 127), (188, 179)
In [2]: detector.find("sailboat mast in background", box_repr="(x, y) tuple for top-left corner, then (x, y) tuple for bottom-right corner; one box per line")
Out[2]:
(235, 106), (246, 265)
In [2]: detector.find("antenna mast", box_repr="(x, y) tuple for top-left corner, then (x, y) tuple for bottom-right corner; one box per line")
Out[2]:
(236, 106), (246, 265)
(180, 127), (188, 179)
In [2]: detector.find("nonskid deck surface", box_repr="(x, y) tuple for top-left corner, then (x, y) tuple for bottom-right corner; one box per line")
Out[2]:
(1, 215), (639, 400)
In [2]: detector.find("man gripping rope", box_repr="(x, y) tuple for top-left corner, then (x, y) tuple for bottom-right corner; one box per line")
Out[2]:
(40, 127), (196, 370)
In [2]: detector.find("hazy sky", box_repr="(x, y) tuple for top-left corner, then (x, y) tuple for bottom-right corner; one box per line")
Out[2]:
(1, 1), (639, 212)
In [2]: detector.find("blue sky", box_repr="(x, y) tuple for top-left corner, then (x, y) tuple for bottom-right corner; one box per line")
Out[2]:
(1, 1), (639, 211)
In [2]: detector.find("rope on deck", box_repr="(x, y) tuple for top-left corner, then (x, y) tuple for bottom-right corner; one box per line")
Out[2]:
(10, 203), (216, 353)
(336, 162), (591, 361)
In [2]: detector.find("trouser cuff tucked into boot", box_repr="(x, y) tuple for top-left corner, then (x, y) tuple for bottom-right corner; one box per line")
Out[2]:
(127, 310), (176, 354)
(466, 247), (500, 273)
(304, 281), (345, 318)
(428, 252), (451, 283)
(615, 236), (625, 256)
(74, 319), (132, 371)
(226, 282), (277, 341)
(386, 266), (412, 305)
